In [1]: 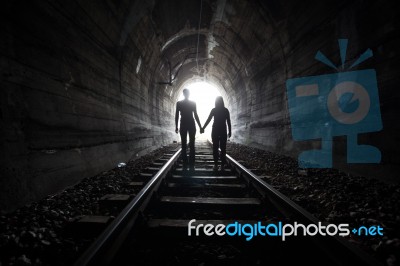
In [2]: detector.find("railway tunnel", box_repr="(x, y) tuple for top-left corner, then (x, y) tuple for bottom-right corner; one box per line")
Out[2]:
(1, 0), (400, 265)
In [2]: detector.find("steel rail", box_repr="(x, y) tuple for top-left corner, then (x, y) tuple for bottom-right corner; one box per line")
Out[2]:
(74, 148), (181, 266)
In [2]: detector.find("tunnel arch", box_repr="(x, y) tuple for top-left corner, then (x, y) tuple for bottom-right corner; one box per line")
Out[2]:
(1, 0), (399, 213)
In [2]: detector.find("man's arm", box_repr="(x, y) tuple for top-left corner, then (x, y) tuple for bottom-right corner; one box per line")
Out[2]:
(175, 102), (179, 133)
(227, 109), (232, 138)
(193, 103), (201, 128)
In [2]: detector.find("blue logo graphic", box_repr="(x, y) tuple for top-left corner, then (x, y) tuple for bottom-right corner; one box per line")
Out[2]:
(286, 39), (382, 168)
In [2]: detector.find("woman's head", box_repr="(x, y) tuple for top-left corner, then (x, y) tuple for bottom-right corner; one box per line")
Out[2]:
(215, 96), (224, 108)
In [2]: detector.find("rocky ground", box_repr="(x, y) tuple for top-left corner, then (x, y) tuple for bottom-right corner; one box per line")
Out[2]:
(0, 145), (175, 266)
(226, 142), (400, 266)
(1, 141), (399, 265)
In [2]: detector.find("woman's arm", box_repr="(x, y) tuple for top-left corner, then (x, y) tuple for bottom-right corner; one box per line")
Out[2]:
(227, 109), (232, 138)
(203, 109), (214, 130)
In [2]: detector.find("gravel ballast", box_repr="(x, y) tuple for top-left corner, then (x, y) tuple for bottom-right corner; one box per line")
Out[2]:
(0, 145), (175, 265)
(227, 142), (400, 266)
(1, 141), (399, 265)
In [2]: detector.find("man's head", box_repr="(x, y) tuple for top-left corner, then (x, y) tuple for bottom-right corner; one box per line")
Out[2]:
(183, 88), (190, 99)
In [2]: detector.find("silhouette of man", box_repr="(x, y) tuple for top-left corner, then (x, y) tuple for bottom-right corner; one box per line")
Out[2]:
(175, 88), (201, 171)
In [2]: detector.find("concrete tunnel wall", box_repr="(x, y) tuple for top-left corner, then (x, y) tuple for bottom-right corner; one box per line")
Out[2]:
(0, 0), (177, 213)
(1, 0), (399, 212)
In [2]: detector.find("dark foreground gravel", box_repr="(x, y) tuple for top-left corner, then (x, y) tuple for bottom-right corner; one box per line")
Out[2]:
(226, 142), (400, 266)
(0, 145), (175, 266)
(1, 141), (399, 265)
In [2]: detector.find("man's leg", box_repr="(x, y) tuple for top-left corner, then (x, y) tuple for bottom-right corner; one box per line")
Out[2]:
(220, 133), (227, 170)
(180, 127), (188, 170)
(188, 126), (196, 170)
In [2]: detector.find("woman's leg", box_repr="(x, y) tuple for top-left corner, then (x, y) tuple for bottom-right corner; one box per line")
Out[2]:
(220, 133), (228, 169)
(211, 130), (219, 169)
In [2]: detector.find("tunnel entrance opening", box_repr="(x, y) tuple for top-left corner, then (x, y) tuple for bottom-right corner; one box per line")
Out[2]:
(178, 81), (221, 140)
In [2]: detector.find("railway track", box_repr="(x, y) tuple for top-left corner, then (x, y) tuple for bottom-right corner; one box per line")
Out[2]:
(74, 140), (381, 266)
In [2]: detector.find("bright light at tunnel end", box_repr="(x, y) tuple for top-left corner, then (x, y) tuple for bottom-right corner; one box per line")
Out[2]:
(179, 82), (221, 105)
(179, 82), (221, 122)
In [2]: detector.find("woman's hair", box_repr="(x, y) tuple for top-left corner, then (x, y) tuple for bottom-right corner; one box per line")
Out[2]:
(215, 96), (225, 108)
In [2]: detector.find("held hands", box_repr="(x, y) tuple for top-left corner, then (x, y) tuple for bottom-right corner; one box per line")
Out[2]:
(175, 127), (179, 134)
(200, 127), (204, 134)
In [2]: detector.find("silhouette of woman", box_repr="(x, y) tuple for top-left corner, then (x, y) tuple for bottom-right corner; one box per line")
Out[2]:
(202, 96), (231, 171)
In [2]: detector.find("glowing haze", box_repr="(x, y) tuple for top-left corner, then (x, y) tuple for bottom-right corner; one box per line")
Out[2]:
(178, 82), (221, 139)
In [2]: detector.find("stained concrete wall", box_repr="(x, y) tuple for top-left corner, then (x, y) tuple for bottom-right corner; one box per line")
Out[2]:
(0, 1), (176, 212)
(227, 0), (400, 183)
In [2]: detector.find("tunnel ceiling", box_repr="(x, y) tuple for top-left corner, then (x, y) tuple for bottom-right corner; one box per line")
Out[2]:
(122, 0), (283, 100)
